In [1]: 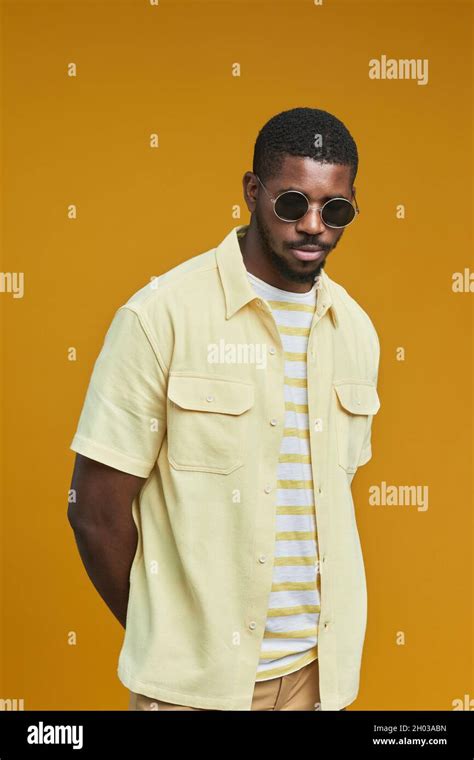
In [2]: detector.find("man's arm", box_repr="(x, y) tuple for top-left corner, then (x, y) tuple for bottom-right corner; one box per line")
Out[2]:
(67, 453), (147, 629)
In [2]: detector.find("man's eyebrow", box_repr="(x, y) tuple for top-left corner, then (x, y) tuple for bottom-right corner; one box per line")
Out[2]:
(275, 186), (351, 201)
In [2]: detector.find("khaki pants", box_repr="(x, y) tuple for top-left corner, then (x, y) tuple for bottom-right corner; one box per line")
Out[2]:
(128, 657), (347, 711)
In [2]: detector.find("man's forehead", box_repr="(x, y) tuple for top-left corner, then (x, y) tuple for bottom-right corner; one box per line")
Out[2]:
(272, 178), (353, 200)
(270, 158), (353, 196)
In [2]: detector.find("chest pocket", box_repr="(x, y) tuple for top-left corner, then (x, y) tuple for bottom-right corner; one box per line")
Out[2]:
(333, 380), (380, 473)
(167, 374), (254, 474)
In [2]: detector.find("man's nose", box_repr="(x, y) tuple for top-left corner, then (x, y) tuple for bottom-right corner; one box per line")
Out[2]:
(294, 206), (326, 236)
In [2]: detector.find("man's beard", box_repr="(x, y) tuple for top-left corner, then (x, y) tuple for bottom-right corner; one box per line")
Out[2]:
(254, 210), (333, 285)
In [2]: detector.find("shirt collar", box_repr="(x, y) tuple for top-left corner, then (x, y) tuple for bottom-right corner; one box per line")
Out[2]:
(215, 224), (339, 327)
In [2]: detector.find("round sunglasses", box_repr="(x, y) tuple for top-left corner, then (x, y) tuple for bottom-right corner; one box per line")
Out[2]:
(255, 174), (360, 228)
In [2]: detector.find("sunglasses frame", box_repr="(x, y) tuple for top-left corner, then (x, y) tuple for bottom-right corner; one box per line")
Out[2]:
(254, 173), (360, 228)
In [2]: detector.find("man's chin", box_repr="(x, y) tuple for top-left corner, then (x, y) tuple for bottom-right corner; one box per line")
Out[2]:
(266, 246), (327, 284)
(281, 270), (322, 286)
(284, 258), (326, 283)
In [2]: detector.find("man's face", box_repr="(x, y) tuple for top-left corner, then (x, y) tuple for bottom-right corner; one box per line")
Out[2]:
(244, 156), (356, 286)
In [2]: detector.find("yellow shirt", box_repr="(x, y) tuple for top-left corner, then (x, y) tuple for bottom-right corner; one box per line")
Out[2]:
(69, 223), (381, 711)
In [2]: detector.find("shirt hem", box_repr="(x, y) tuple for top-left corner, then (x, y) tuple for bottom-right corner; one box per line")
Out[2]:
(255, 649), (318, 682)
(118, 663), (253, 711)
(119, 662), (358, 712)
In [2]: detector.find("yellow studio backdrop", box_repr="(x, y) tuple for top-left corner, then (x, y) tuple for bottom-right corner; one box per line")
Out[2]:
(0, 0), (472, 710)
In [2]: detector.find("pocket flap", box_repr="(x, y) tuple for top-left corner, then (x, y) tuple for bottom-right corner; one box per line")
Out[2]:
(168, 374), (254, 415)
(333, 381), (380, 415)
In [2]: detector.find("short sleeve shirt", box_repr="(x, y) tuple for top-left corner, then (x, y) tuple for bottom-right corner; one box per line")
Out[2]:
(69, 224), (381, 711)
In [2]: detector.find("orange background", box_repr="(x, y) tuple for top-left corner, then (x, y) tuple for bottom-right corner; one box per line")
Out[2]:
(0, 0), (472, 710)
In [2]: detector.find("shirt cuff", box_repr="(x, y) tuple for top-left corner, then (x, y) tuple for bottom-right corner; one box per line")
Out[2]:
(70, 434), (154, 478)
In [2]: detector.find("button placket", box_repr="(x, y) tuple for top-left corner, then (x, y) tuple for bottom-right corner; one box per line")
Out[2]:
(248, 315), (284, 657)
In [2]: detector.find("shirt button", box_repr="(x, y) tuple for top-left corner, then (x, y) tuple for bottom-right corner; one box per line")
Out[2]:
(322, 555), (326, 563)
(264, 485), (272, 494)
(249, 621), (257, 630)
(269, 347), (276, 355)
(314, 418), (323, 432)
(258, 555), (266, 563)
(324, 622), (329, 629)
(206, 395), (214, 402)
(270, 418), (277, 426)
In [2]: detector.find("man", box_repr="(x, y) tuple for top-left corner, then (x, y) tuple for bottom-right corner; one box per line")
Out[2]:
(68, 107), (381, 711)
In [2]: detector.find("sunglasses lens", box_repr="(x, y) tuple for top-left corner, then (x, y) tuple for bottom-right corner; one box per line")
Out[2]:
(274, 192), (308, 221)
(321, 199), (355, 227)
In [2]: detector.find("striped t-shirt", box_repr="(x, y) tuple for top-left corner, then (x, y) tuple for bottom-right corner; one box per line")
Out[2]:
(246, 269), (322, 682)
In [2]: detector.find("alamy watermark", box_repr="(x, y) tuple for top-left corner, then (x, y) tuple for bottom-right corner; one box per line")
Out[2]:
(369, 55), (429, 85)
(208, 339), (267, 369)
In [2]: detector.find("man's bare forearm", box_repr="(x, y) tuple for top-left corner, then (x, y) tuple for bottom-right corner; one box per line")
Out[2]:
(69, 516), (138, 629)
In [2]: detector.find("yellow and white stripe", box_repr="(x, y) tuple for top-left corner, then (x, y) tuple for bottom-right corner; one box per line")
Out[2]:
(246, 270), (321, 682)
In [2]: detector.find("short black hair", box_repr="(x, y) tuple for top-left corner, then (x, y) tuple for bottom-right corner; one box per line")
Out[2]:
(252, 107), (358, 187)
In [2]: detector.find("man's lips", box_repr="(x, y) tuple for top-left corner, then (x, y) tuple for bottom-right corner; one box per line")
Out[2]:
(290, 246), (326, 261)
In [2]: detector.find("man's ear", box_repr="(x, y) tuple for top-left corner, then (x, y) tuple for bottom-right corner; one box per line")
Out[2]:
(242, 171), (258, 213)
